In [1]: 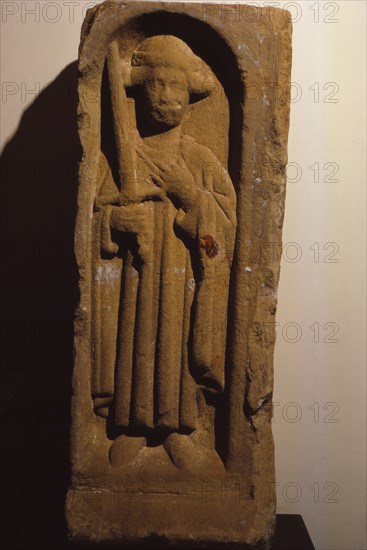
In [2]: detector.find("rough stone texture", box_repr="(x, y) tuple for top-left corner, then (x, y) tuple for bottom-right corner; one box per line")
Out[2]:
(66, 1), (292, 547)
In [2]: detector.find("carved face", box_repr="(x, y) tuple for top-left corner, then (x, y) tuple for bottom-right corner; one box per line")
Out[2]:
(142, 66), (190, 128)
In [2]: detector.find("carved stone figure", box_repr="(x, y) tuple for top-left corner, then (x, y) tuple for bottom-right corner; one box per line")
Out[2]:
(93, 36), (236, 475)
(67, 2), (292, 548)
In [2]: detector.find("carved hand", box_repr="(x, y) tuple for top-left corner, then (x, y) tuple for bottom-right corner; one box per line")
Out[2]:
(155, 157), (199, 210)
(138, 151), (199, 211)
(110, 202), (150, 234)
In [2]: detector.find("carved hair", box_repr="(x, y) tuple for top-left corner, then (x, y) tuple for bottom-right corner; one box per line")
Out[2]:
(128, 35), (215, 99)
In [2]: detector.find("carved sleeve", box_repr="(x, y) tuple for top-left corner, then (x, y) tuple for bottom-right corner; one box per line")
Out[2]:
(174, 145), (237, 390)
(175, 145), (237, 247)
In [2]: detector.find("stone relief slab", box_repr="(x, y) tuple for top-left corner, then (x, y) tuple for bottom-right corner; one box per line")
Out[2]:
(66, 1), (292, 547)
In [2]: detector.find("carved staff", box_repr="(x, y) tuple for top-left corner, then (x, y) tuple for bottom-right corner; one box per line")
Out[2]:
(106, 39), (138, 199)
(97, 40), (163, 209)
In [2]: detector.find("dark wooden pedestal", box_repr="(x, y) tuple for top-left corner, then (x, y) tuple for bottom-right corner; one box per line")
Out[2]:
(272, 515), (315, 550)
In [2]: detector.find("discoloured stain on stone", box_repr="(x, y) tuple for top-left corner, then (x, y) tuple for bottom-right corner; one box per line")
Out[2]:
(200, 235), (219, 258)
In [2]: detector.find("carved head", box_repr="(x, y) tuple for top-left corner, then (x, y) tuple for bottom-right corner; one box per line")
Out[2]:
(129, 36), (215, 128)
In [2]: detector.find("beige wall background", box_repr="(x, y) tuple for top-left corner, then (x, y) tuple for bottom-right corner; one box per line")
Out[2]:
(1, 1), (365, 549)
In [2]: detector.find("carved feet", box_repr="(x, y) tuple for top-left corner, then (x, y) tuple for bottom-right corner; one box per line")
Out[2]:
(109, 434), (146, 467)
(109, 430), (225, 478)
(164, 431), (225, 477)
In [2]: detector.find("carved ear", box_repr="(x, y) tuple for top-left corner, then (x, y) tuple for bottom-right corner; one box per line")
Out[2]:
(126, 64), (151, 88)
(188, 69), (216, 101)
(120, 59), (132, 87)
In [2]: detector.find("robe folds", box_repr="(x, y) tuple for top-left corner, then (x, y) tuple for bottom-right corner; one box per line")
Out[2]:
(91, 134), (237, 433)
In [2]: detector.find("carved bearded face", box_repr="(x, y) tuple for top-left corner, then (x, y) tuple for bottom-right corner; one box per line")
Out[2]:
(142, 66), (190, 128)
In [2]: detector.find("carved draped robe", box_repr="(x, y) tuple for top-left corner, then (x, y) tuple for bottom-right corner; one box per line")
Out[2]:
(91, 134), (236, 434)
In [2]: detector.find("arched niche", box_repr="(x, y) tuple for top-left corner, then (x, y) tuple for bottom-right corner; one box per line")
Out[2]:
(99, 11), (243, 192)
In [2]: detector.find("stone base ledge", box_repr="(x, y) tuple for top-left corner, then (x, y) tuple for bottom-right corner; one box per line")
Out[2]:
(66, 488), (275, 548)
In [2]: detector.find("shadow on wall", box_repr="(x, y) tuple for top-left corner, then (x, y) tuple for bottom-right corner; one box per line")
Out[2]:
(0, 61), (80, 548)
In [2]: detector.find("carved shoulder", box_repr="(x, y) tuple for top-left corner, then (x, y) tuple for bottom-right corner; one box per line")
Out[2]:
(181, 135), (232, 184)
